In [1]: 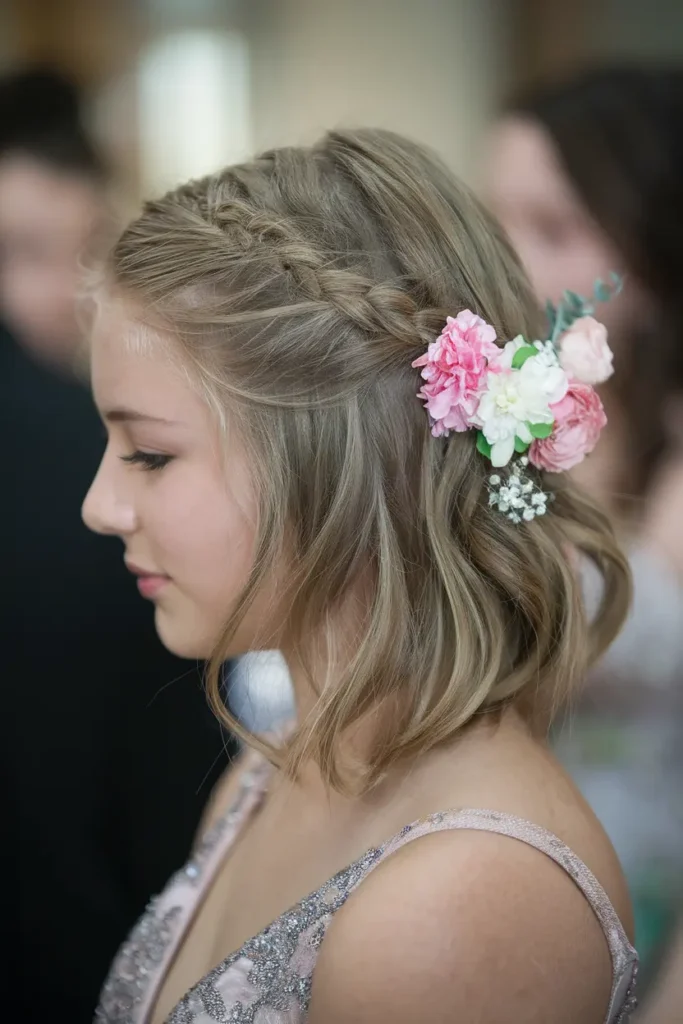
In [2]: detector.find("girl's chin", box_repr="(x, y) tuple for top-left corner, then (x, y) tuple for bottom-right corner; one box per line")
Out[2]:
(154, 606), (217, 662)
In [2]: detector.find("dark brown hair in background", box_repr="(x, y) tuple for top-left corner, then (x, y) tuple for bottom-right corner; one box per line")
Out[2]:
(0, 66), (105, 181)
(510, 65), (683, 502)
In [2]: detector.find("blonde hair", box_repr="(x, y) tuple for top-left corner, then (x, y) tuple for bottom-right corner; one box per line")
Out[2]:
(109, 128), (630, 790)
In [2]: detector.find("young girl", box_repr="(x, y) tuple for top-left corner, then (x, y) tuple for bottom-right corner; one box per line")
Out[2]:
(84, 128), (638, 1023)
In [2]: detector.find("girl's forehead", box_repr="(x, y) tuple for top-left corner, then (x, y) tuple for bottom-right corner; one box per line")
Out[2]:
(90, 303), (198, 418)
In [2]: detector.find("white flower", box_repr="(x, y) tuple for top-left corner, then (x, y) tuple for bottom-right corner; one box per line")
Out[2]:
(475, 355), (568, 467)
(533, 340), (562, 367)
(494, 335), (527, 370)
(520, 352), (568, 408)
(495, 336), (560, 371)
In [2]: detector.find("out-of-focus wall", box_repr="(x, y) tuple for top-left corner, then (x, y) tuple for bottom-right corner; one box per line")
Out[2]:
(7, 0), (133, 86)
(4, 0), (683, 201)
(0, 6), (17, 68)
(0, 0), (514, 195)
(249, 0), (512, 184)
(592, 0), (683, 61)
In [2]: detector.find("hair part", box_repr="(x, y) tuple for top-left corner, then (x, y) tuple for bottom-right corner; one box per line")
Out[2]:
(109, 127), (630, 792)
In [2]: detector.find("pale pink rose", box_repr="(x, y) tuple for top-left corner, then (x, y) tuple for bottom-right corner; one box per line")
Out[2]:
(412, 310), (499, 435)
(558, 316), (614, 385)
(529, 380), (607, 472)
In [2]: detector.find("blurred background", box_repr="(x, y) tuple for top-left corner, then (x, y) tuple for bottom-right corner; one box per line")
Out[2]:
(2, 0), (683, 202)
(2, 1), (683, 1022)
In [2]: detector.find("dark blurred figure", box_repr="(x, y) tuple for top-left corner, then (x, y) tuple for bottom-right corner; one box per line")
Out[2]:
(488, 66), (683, 518)
(0, 69), (106, 372)
(0, 69), (236, 1021)
(487, 67), (683, 1009)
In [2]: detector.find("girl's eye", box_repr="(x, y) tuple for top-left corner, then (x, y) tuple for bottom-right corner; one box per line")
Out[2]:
(120, 450), (173, 472)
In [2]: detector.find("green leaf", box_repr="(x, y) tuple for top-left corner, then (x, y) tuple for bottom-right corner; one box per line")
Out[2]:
(609, 270), (623, 295)
(565, 290), (585, 312)
(511, 345), (538, 369)
(550, 313), (567, 345)
(514, 436), (531, 453)
(593, 272), (623, 306)
(476, 432), (492, 459)
(528, 422), (553, 439)
(594, 279), (610, 303)
(549, 274), (623, 345)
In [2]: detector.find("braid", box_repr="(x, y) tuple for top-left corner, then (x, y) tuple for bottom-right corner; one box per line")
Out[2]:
(209, 195), (446, 354)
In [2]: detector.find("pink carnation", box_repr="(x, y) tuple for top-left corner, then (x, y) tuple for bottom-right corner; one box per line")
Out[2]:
(412, 310), (499, 436)
(529, 380), (607, 473)
(558, 316), (614, 386)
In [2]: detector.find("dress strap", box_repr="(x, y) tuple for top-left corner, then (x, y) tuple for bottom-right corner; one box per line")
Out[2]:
(358, 807), (639, 1024)
(117, 751), (272, 1024)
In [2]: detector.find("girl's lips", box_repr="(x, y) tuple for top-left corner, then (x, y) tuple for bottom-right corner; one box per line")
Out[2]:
(125, 561), (171, 600)
(136, 574), (170, 600)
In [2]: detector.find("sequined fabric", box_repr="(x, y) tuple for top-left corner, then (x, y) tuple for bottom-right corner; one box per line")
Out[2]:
(166, 849), (384, 1024)
(95, 757), (272, 1024)
(95, 759), (638, 1024)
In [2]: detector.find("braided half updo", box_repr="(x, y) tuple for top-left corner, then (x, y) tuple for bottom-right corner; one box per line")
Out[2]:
(108, 128), (629, 791)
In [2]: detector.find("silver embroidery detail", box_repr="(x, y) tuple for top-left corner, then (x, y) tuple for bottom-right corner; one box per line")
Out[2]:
(167, 849), (383, 1024)
(95, 767), (265, 1023)
(95, 903), (183, 1023)
(614, 963), (639, 1022)
(97, 794), (638, 1024)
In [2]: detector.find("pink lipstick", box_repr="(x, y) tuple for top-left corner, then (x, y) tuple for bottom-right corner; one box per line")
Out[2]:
(125, 561), (170, 600)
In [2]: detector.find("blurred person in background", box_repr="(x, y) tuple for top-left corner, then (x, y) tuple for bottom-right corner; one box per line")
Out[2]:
(0, 68), (106, 373)
(0, 68), (236, 1022)
(487, 65), (683, 1008)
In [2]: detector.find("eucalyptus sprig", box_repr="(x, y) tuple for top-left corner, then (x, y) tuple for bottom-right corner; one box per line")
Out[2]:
(547, 271), (622, 348)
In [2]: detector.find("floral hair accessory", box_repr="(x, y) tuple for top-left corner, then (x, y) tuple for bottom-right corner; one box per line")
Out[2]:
(411, 310), (500, 435)
(412, 274), (621, 523)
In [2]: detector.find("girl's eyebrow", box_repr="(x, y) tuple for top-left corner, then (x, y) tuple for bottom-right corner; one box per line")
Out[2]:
(102, 407), (179, 426)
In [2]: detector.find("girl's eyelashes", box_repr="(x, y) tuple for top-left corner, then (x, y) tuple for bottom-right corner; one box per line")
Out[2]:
(120, 450), (173, 472)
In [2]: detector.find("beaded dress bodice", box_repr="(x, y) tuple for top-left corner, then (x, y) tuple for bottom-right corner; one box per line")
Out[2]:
(96, 752), (638, 1024)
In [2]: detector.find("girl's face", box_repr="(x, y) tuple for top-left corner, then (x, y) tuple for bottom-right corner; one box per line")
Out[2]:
(486, 117), (634, 340)
(82, 297), (268, 660)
